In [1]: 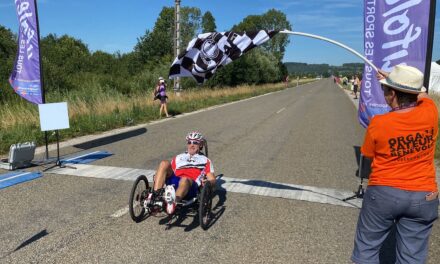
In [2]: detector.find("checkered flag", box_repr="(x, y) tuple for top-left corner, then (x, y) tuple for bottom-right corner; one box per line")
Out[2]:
(169, 30), (278, 84)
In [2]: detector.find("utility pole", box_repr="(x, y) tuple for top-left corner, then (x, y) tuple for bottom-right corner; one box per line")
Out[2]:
(174, 0), (181, 95)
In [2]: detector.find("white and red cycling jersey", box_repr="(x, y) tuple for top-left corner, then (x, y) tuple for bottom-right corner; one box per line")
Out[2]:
(171, 152), (214, 181)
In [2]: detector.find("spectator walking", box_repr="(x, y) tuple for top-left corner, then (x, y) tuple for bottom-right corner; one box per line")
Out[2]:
(154, 77), (169, 118)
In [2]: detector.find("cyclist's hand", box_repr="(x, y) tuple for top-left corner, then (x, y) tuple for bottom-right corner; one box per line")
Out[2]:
(201, 177), (208, 186)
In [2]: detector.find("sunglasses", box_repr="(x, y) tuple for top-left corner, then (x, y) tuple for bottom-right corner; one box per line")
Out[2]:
(187, 140), (201, 145)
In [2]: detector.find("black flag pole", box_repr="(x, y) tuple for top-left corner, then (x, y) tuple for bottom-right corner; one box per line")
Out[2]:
(423, 0), (437, 92)
(33, 0), (49, 159)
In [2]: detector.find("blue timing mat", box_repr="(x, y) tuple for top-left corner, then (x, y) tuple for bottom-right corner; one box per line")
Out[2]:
(61, 150), (113, 164)
(0, 171), (43, 189)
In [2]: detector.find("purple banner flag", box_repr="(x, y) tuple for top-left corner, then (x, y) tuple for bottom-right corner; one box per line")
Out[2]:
(9, 0), (42, 104)
(359, 0), (431, 127)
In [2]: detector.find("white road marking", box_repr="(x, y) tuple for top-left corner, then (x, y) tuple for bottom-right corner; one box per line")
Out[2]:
(276, 107), (285, 114)
(62, 151), (101, 162)
(111, 207), (129, 218)
(47, 164), (363, 218)
(0, 172), (33, 183)
(47, 164), (155, 182)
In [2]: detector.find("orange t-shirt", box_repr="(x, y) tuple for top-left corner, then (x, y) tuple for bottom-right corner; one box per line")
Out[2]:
(361, 97), (438, 192)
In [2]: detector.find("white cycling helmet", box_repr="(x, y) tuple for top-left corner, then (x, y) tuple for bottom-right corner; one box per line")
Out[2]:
(186, 131), (204, 142)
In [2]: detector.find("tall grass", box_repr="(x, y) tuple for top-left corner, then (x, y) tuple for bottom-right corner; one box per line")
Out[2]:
(0, 80), (310, 154)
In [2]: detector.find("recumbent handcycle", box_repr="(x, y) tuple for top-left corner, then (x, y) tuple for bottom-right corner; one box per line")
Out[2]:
(128, 139), (214, 230)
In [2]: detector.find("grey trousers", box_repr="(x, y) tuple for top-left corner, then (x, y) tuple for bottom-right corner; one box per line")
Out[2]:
(352, 186), (438, 264)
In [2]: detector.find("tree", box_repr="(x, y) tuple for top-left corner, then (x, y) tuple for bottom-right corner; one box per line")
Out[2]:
(202, 11), (216, 32)
(40, 34), (92, 93)
(232, 9), (292, 61)
(90, 51), (117, 75)
(134, 7), (174, 63)
(180, 7), (201, 48)
(206, 9), (292, 86)
(0, 26), (17, 102)
(135, 6), (202, 64)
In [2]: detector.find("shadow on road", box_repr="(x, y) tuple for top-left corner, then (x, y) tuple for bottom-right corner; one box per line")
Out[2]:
(228, 179), (361, 208)
(74, 128), (147, 150)
(14, 229), (49, 252)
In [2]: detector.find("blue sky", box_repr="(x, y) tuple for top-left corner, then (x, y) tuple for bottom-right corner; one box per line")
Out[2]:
(1, 0), (439, 65)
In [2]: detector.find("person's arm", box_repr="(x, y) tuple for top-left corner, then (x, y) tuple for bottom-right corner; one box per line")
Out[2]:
(377, 69), (388, 80)
(417, 92), (430, 101)
(361, 122), (376, 159)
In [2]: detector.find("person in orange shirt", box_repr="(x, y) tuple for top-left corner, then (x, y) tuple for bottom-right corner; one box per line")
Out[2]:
(351, 65), (439, 264)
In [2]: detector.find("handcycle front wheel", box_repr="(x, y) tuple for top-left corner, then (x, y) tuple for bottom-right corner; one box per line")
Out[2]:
(199, 181), (213, 230)
(129, 175), (149, 223)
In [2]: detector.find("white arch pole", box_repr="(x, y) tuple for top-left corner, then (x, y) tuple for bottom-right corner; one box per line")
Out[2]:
(280, 30), (378, 72)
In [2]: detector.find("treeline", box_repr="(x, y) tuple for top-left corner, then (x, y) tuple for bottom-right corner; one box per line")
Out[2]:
(0, 7), (291, 104)
(285, 62), (365, 78)
(286, 61), (440, 79)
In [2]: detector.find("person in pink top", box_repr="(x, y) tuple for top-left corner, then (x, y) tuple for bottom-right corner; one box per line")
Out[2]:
(154, 77), (170, 118)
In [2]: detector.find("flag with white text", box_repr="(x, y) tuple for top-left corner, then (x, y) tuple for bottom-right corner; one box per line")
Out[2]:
(9, 0), (43, 104)
(169, 30), (278, 84)
(359, 0), (433, 127)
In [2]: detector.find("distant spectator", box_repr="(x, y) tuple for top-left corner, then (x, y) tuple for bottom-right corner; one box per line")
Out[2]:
(353, 75), (360, 99)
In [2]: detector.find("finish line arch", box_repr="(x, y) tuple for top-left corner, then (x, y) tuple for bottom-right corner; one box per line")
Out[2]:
(280, 30), (378, 72)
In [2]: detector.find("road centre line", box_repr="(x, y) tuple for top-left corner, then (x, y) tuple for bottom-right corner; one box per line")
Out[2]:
(276, 107), (285, 114)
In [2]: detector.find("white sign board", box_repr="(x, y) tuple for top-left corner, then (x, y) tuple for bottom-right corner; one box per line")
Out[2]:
(38, 102), (70, 131)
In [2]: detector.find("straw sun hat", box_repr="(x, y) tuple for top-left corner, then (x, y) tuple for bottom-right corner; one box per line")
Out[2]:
(379, 64), (426, 94)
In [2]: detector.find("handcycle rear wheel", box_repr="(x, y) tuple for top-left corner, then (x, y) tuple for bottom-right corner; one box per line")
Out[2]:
(129, 175), (149, 222)
(198, 181), (213, 230)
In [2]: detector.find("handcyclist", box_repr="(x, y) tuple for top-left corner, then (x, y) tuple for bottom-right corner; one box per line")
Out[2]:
(150, 131), (216, 215)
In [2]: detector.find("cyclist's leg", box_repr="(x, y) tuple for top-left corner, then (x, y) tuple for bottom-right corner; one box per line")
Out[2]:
(175, 177), (195, 202)
(153, 160), (173, 191)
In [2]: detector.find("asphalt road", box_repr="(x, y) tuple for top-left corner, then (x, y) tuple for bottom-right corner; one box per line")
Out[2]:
(1, 79), (439, 263)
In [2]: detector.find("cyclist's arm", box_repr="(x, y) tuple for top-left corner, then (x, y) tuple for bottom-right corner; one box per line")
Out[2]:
(205, 172), (216, 186)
